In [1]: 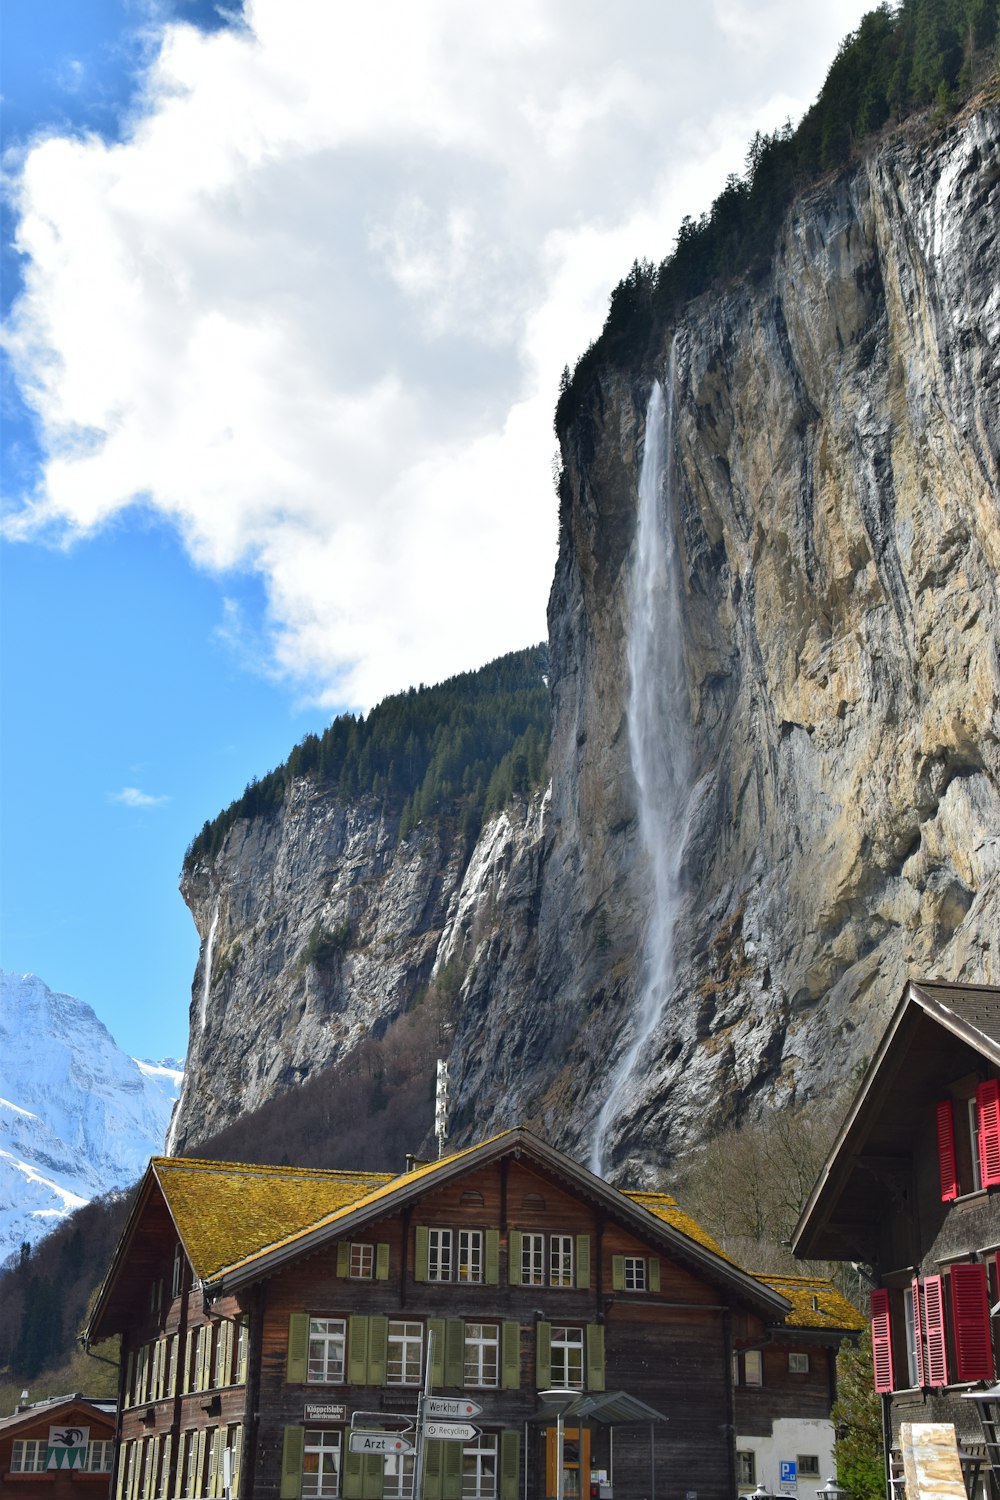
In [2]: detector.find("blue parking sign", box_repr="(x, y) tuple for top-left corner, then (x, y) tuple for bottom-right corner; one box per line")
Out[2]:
(780, 1463), (798, 1485)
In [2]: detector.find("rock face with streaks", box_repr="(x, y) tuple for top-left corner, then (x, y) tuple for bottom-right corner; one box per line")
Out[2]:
(170, 105), (1000, 1179)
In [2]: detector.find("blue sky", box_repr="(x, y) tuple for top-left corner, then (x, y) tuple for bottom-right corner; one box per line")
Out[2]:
(1, 0), (876, 1064)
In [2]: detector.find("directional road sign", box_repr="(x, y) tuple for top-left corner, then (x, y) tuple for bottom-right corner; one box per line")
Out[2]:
(424, 1421), (479, 1442)
(424, 1399), (483, 1419)
(349, 1433), (414, 1455)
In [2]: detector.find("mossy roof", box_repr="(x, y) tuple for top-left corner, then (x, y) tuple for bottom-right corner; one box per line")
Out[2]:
(153, 1157), (395, 1281)
(622, 1190), (735, 1262)
(752, 1274), (865, 1331)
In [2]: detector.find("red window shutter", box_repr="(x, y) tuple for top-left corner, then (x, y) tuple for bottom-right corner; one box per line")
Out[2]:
(870, 1288), (895, 1393)
(977, 1081), (1000, 1188)
(936, 1100), (959, 1201)
(950, 1262), (995, 1381)
(910, 1277), (927, 1387)
(923, 1275), (949, 1387)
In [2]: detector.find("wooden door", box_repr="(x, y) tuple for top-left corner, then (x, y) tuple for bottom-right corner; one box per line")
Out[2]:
(544, 1426), (590, 1500)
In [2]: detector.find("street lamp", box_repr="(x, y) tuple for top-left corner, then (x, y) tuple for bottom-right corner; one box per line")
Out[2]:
(540, 1389), (579, 1500)
(816, 1478), (849, 1500)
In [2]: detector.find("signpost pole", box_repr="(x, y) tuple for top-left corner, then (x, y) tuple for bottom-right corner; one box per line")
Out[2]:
(412, 1327), (434, 1500)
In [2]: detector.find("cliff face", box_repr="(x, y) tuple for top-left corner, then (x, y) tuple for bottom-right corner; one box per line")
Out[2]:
(170, 105), (1000, 1176)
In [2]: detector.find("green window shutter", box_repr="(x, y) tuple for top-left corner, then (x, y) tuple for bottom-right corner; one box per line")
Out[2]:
(508, 1230), (522, 1285)
(648, 1256), (660, 1293)
(415, 1225), (430, 1282)
(428, 1319), (446, 1387)
(424, 1440), (444, 1500)
(501, 1322), (521, 1390)
(343, 1448), (364, 1499)
(367, 1316), (388, 1385)
(485, 1229), (500, 1286)
(445, 1320), (465, 1387)
(287, 1315), (310, 1383)
(587, 1325), (606, 1392)
(611, 1256), (626, 1292)
(362, 1454), (384, 1499)
(442, 1440), (463, 1500)
(337, 1242), (351, 1277)
(376, 1242), (390, 1281)
(500, 1431), (520, 1500)
(535, 1322), (551, 1388)
(575, 1235), (591, 1290)
(348, 1316), (370, 1384)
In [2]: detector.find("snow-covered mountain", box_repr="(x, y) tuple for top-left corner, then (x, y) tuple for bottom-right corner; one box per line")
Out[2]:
(0, 971), (183, 1262)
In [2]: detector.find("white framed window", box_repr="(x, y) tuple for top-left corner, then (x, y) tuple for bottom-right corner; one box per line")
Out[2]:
(308, 1318), (347, 1383)
(235, 1317), (249, 1384)
(623, 1257), (646, 1291)
(903, 1285), (921, 1388)
(388, 1321), (424, 1385)
(736, 1452), (756, 1488)
(550, 1326), (584, 1390)
(428, 1229), (453, 1282)
(87, 1440), (115, 1472)
(968, 1097), (983, 1192)
(521, 1233), (545, 1285)
(11, 1440), (48, 1474)
(458, 1230), (484, 1283)
(788, 1352), (810, 1374)
(303, 1428), (342, 1499)
(743, 1349), (763, 1386)
(798, 1456), (820, 1477)
(350, 1244), (375, 1278)
(462, 1433), (498, 1500)
(383, 1451), (415, 1499)
(464, 1323), (500, 1387)
(550, 1236), (574, 1287)
(184, 1430), (201, 1497)
(172, 1241), (183, 1298)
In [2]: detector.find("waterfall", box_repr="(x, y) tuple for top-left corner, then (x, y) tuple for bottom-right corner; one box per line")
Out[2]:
(590, 362), (691, 1175)
(198, 903), (220, 1032)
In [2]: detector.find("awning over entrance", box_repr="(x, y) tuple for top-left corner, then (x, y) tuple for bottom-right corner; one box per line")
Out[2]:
(533, 1391), (667, 1425)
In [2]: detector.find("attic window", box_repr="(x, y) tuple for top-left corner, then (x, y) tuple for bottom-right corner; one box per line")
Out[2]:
(812, 1295), (820, 1312)
(522, 1193), (546, 1211)
(461, 1190), (485, 1206)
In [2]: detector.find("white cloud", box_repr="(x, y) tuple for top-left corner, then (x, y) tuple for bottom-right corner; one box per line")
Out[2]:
(3, 0), (875, 709)
(111, 787), (170, 808)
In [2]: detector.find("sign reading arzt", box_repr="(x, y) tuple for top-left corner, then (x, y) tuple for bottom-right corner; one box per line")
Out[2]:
(424, 1398), (483, 1419)
(424, 1421), (479, 1442)
(349, 1432), (414, 1455)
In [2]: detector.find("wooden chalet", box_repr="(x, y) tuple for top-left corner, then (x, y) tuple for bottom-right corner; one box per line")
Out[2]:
(793, 980), (1000, 1491)
(0, 1393), (116, 1496)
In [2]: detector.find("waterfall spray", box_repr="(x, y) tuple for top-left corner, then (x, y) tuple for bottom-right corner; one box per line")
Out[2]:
(198, 903), (220, 1032)
(590, 358), (691, 1175)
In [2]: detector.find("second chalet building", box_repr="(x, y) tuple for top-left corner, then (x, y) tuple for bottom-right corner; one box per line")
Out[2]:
(87, 1128), (860, 1500)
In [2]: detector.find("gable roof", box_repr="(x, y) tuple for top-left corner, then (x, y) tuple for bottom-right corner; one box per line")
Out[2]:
(88, 1128), (790, 1341)
(751, 1274), (865, 1334)
(792, 979), (1000, 1259)
(0, 1396), (116, 1439)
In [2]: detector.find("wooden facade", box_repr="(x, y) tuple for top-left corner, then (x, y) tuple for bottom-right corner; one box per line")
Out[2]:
(0, 1395), (117, 1498)
(794, 981), (1000, 1484)
(89, 1129), (850, 1500)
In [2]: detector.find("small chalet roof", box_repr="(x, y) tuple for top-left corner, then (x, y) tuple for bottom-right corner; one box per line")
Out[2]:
(793, 979), (1000, 1260)
(0, 1395), (116, 1438)
(751, 1274), (865, 1334)
(88, 1128), (790, 1342)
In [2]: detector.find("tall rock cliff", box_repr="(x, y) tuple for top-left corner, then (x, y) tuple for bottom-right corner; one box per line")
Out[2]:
(170, 104), (1000, 1178)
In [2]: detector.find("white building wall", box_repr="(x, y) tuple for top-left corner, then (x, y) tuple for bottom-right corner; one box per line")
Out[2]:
(736, 1416), (837, 1497)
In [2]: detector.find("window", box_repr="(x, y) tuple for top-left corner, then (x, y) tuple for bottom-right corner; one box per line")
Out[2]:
(743, 1349), (763, 1386)
(388, 1321), (423, 1385)
(235, 1317), (249, 1384)
(458, 1230), (484, 1283)
(172, 1241), (183, 1298)
(788, 1352), (810, 1374)
(11, 1441), (48, 1473)
(303, 1429), (342, 1499)
(623, 1257), (646, 1291)
(549, 1326), (584, 1390)
(462, 1433), (498, 1500)
(384, 1451), (415, 1499)
(87, 1440), (115, 1471)
(428, 1229), (453, 1282)
(308, 1318), (347, 1383)
(736, 1452), (756, 1488)
(465, 1323), (500, 1387)
(798, 1456), (820, 1477)
(521, 1233), (545, 1285)
(350, 1243), (374, 1278)
(937, 1083), (1000, 1200)
(550, 1236), (574, 1287)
